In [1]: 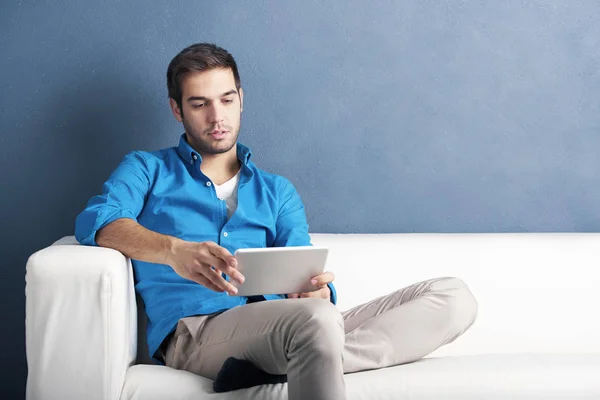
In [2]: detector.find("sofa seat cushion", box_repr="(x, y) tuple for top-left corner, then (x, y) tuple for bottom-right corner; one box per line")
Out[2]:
(120, 353), (600, 400)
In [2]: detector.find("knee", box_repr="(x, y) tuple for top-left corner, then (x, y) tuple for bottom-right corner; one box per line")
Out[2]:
(431, 277), (478, 333)
(295, 298), (344, 332)
(289, 299), (344, 351)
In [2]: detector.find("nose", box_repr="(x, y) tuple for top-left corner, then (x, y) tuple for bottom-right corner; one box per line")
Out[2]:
(207, 102), (225, 125)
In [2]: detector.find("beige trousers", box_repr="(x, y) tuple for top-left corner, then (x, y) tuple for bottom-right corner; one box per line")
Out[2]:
(164, 277), (478, 400)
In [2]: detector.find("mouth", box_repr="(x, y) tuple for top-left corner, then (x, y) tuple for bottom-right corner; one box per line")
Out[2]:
(209, 129), (229, 140)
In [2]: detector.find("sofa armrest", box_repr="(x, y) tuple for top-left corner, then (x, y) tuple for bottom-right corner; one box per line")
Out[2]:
(26, 237), (137, 400)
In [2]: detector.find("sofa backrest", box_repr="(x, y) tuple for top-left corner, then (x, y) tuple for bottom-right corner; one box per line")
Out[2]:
(310, 233), (600, 358)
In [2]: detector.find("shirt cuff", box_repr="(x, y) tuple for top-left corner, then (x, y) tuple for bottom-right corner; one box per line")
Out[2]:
(76, 209), (137, 246)
(327, 282), (337, 305)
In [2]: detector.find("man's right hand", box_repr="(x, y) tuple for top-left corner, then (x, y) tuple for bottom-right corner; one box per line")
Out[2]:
(168, 240), (244, 295)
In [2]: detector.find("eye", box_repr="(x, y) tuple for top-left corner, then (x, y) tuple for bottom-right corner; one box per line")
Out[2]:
(192, 103), (205, 108)
(222, 98), (234, 104)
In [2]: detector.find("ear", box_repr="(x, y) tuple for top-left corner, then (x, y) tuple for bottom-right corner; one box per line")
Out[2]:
(238, 88), (244, 113)
(169, 98), (183, 122)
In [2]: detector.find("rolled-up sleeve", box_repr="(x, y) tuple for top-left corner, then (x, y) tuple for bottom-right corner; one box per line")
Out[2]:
(273, 178), (337, 305)
(75, 151), (151, 246)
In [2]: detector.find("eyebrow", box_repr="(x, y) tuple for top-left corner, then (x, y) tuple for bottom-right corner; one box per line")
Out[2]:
(187, 90), (237, 102)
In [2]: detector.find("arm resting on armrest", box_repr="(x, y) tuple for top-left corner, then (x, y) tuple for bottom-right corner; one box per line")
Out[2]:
(26, 239), (137, 400)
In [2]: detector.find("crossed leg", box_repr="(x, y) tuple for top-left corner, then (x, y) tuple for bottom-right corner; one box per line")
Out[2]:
(164, 277), (478, 399)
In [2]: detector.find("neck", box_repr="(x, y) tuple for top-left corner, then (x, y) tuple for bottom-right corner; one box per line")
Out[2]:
(199, 147), (241, 185)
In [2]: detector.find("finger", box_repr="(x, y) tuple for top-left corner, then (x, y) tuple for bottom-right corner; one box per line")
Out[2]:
(310, 271), (335, 287)
(203, 252), (245, 285)
(199, 265), (239, 295)
(287, 293), (299, 299)
(193, 269), (224, 292)
(193, 273), (224, 293)
(206, 244), (245, 284)
(202, 254), (238, 285)
(206, 242), (237, 268)
(300, 286), (330, 299)
(209, 266), (223, 279)
(202, 253), (229, 272)
(299, 289), (321, 299)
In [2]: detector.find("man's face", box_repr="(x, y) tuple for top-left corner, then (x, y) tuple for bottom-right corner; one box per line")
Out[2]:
(170, 68), (244, 156)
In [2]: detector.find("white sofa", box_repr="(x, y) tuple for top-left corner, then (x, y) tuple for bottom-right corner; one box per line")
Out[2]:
(26, 233), (600, 399)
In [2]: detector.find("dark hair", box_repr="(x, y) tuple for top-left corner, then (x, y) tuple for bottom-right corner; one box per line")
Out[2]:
(166, 43), (241, 112)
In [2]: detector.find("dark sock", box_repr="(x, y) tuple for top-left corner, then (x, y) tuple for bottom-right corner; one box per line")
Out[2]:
(213, 357), (287, 392)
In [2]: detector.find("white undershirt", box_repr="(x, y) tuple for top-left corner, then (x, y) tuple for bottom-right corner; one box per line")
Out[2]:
(214, 169), (241, 219)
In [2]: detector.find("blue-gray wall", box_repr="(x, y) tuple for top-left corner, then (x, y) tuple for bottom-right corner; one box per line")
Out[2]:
(2, 1), (599, 397)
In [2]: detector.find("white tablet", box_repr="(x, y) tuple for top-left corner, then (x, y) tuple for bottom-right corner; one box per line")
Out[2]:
(231, 246), (329, 296)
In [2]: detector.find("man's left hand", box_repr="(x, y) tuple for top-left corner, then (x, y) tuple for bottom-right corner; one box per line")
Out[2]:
(287, 271), (334, 300)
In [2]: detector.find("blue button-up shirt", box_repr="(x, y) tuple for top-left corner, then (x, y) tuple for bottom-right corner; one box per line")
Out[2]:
(75, 134), (337, 361)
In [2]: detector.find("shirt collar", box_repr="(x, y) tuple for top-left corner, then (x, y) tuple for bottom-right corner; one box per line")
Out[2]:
(176, 133), (252, 165)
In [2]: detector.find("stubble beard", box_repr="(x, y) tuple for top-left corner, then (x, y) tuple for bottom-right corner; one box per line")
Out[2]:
(183, 119), (240, 155)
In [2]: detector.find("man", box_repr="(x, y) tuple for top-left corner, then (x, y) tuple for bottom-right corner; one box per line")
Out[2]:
(75, 43), (478, 400)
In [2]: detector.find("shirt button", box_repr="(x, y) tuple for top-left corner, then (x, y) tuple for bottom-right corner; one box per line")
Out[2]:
(192, 154), (198, 160)
(223, 232), (228, 237)
(206, 181), (212, 187)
